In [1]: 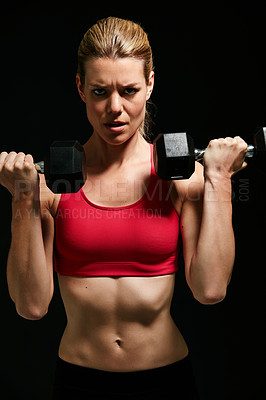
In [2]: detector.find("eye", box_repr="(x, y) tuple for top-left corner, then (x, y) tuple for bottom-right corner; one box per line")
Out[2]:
(124, 88), (138, 95)
(92, 88), (106, 96)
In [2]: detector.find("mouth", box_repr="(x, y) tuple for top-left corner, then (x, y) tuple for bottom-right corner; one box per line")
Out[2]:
(105, 121), (127, 127)
(104, 121), (127, 132)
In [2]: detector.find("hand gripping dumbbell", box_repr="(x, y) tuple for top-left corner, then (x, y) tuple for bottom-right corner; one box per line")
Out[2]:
(36, 140), (84, 193)
(153, 127), (266, 180)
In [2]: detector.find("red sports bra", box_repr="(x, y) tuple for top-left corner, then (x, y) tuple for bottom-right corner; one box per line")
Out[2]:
(54, 144), (180, 277)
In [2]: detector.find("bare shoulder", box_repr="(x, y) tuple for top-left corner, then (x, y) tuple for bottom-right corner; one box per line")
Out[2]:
(167, 162), (204, 214)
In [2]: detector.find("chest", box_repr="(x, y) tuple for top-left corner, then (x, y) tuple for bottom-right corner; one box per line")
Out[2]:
(82, 165), (151, 208)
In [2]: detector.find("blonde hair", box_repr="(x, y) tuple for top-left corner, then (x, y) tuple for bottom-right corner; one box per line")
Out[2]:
(77, 16), (154, 139)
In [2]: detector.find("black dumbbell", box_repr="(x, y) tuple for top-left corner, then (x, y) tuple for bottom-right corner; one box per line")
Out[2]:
(36, 140), (84, 193)
(36, 127), (266, 193)
(153, 127), (266, 180)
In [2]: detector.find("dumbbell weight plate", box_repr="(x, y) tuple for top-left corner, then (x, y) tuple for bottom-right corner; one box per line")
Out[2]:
(37, 140), (84, 193)
(153, 132), (195, 180)
(253, 127), (266, 172)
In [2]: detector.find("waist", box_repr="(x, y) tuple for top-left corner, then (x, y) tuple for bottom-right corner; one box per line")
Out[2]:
(58, 314), (188, 372)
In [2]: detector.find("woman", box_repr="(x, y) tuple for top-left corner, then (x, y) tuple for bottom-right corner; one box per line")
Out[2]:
(0, 17), (248, 399)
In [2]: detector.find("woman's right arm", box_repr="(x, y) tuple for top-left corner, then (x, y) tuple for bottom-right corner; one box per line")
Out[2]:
(1, 151), (54, 320)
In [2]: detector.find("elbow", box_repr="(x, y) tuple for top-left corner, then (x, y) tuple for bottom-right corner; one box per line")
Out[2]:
(15, 303), (49, 320)
(193, 287), (227, 305)
(10, 284), (54, 321)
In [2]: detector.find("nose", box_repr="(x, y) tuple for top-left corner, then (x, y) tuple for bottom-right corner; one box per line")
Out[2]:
(107, 92), (123, 115)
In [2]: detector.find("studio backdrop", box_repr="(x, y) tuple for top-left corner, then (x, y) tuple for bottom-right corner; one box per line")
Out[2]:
(0, 2), (266, 399)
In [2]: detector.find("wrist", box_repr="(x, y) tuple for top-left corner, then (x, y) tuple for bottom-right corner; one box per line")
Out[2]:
(12, 178), (40, 203)
(204, 166), (233, 182)
(204, 174), (232, 203)
(11, 194), (41, 223)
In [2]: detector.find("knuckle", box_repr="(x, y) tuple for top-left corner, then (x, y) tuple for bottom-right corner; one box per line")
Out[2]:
(240, 143), (248, 152)
(224, 137), (234, 145)
(217, 138), (227, 146)
(4, 162), (14, 172)
(24, 162), (34, 171)
(24, 155), (34, 169)
(17, 152), (26, 161)
(0, 152), (8, 168)
(14, 161), (23, 170)
(235, 137), (247, 150)
(217, 138), (227, 147)
(209, 139), (217, 146)
(234, 136), (246, 144)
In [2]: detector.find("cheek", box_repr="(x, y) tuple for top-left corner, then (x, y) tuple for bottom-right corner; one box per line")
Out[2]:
(129, 96), (147, 120)
(85, 101), (103, 123)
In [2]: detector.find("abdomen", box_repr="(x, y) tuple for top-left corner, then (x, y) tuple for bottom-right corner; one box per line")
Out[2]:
(57, 274), (188, 371)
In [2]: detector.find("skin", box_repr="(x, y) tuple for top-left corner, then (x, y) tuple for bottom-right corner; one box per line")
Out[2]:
(0, 57), (248, 372)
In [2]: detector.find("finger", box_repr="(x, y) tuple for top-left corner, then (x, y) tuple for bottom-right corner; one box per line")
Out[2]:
(24, 154), (35, 168)
(3, 152), (17, 170)
(241, 161), (248, 170)
(208, 138), (219, 147)
(0, 152), (8, 166)
(35, 163), (41, 172)
(25, 154), (34, 163)
(13, 152), (26, 169)
(234, 137), (248, 154)
(233, 135), (247, 145)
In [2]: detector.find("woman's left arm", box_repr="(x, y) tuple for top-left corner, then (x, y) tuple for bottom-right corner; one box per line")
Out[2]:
(177, 137), (248, 304)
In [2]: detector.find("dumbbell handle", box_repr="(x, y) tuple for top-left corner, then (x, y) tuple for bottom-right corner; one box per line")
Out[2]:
(194, 144), (255, 160)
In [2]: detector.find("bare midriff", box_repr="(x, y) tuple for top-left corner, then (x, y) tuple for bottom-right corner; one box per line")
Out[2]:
(58, 273), (188, 372)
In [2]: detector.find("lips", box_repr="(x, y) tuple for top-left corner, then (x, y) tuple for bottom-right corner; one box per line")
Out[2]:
(105, 121), (127, 127)
(104, 121), (127, 132)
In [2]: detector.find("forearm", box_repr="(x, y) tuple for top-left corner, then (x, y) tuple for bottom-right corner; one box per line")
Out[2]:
(7, 197), (53, 319)
(188, 177), (235, 303)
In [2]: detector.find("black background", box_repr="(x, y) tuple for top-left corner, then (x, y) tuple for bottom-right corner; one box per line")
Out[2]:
(0, 1), (266, 399)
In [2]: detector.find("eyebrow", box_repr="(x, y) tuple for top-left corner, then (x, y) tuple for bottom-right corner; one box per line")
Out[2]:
(87, 80), (106, 87)
(88, 81), (141, 88)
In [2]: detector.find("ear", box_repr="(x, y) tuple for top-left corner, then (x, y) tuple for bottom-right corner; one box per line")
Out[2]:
(146, 71), (154, 101)
(76, 74), (86, 103)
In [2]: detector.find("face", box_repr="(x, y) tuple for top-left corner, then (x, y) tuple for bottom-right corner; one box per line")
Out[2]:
(76, 57), (154, 145)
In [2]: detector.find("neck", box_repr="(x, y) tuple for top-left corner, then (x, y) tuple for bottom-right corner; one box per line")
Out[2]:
(84, 132), (147, 168)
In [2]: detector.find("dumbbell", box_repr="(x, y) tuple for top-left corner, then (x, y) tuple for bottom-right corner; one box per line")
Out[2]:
(36, 140), (84, 193)
(153, 127), (266, 180)
(36, 127), (266, 193)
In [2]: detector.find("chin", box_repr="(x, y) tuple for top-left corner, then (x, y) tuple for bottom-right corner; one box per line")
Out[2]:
(101, 129), (140, 146)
